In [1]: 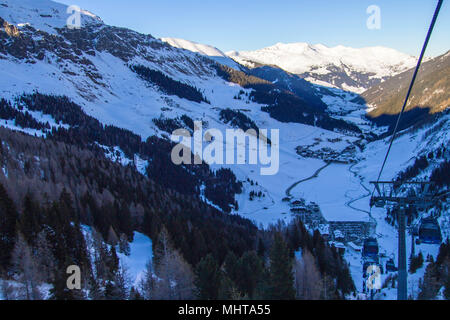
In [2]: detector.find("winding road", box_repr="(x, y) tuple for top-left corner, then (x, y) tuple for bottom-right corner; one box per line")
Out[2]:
(284, 154), (378, 236)
(345, 162), (372, 216)
(285, 161), (332, 197)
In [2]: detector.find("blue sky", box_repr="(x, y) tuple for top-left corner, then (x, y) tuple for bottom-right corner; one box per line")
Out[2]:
(58, 0), (449, 57)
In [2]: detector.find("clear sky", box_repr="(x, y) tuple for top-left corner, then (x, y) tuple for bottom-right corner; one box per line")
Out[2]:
(58, 0), (449, 57)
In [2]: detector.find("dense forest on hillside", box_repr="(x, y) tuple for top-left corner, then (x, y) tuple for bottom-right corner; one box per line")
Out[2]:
(131, 64), (210, 104)
(152, 115), (194, 135)
(0, 126), (355, 300)
(219, 108), (272, 145)
(364, 51), (449, 120)
(214, 65), (361, 135)
(367, 107), (433, 133)
(0, 92), (356, 299)
(2, 93), (239, 212)
(382, 144), (449, 228)
(219, 108), (259, 133)
(248, 65), (328, 111)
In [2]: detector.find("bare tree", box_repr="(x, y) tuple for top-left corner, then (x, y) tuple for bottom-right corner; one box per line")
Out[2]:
(138, 259), (155, 300)
(0, 280), (15, 300)
(294, 249), (322, 300)
(11, 233), (42, 300)
(91, 228), (108, 283)
(151, 228), (195, 300)
(34, 230), (55, 283)
(118, 233), (130, 256)
(114, 261), (131, 300)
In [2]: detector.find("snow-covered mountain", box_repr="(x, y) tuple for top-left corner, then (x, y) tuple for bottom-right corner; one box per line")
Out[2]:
(0, 0), (103, 34)
(228, 42), (419, 93)
(0, 0), (448, 300)
(0, 0), (446, 225)
(159, 38), (366, 115)
(0, 0), (362, 214)
(161, 37), (241, 70)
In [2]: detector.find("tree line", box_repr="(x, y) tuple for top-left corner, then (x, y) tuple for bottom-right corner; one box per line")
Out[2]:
(12, 93), (240, 212)
(213, 64), (362, 135)
(131, 64), (210, 104)
(0, 126), (355, 299)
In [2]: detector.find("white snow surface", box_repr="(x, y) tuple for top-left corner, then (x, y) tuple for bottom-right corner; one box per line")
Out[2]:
(0, 0), (448, 300)
(0, 0), (103, 34)
(82, 226), (153, 287)
(162, 37), (241, 70)
(228, 42), (419, 92)
(228, 42), (417, 76)
(118, 232), (153, 287)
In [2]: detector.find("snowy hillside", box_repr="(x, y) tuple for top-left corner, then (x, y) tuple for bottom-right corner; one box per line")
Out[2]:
(0, 0), (103, 34)
(0, 0), (446, 231)
(0, 0), (361, 217)
(0, 0), (448, 301)
(228, 42), (419, 93)
(161, 37), (242, 70)
(364, 50), (450, 118)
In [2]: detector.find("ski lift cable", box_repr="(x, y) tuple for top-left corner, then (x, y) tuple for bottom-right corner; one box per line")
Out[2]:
(371, 0), (444, 198)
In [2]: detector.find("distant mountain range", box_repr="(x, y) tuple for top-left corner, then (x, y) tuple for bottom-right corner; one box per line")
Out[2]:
(1, 0), (449, 301)
(227, 42), (420, 93)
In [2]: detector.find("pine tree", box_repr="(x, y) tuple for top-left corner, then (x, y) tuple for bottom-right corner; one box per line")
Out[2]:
(118, 233), (131, 256)
(18, 193), (41, 244)
(138, 259), (154, 300)
(152, 229), (195, 300)
(444, 276), (450, 300)
(105, 261), (130, 300)
(107, 246), (120, 276)
(218, 274), (238, 300)
(419, 263), (441, 300)
(194, 254), (221, 300)
(0, 183), (18, 270)
(130, 286), (143, 300)
(257, 238), (266, 257)
(103, 263), (129, 301)
(0, 280), (15, 300)
(223, 252), (239, 282)
(267, 233), (295, 300)
(35, 230), (56, 282)
(153, 227), (172, 269)
(409, 251), (424, 274)
(236, 251), (264, 299)
(88, 277), (104, 300)
(107, 226), (119, 246)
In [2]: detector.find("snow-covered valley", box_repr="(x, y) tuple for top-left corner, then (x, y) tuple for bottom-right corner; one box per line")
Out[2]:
(0, 0), (448, 301)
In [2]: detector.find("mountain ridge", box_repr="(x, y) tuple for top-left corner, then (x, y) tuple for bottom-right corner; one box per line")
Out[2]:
(161, 37), (242, 70)
(0, 0), (103, 34)
(227, 42), (420, 93)
(364, 50), (450, 118)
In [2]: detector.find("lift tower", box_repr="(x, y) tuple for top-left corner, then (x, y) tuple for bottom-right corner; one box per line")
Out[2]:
(369, 181), (435, 300)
